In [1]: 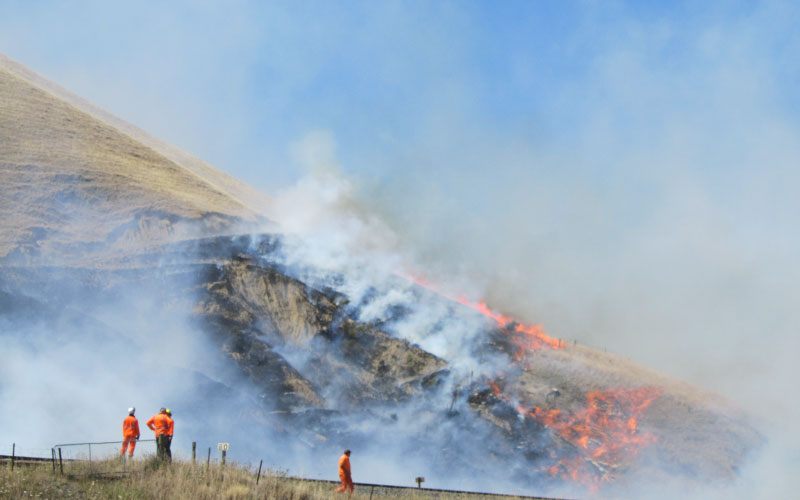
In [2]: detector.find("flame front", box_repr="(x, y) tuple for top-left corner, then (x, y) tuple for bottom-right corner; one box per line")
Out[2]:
(523, 386), (662, 488)
(403, 273), (661, 490)
(404, 274), (564, 357)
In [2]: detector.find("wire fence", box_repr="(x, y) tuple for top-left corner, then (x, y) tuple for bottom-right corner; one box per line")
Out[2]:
(281, 477), (576, 500)
(53, 439), (157, 475)
(0, 443), (53, 458)
(5, 441), (576, 500)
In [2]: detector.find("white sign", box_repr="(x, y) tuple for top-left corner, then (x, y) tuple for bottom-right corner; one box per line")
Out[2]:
(217, 443), (230, 451)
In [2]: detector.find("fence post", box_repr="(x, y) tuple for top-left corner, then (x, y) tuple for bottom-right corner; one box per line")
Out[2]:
(52, 448), (56, 474)
(10, 443), (14, 471)
(221, 449), (226, 466)
(256, 459), (263, 485)
(206, 447), (210, 474)
(192, 441), (196, 463)
(58, 447), (64, 475)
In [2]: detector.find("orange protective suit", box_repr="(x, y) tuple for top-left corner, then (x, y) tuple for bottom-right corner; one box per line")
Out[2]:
(336, 454), (353, 494)
(148, 412), (173, 460)
(147, 413), (170, 435)
(120, 415), (140, 456)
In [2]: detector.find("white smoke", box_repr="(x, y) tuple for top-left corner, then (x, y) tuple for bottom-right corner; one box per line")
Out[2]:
(2, 1), (798, 494)
(264, 129), (797, 499)
(271, 132), (500, 372)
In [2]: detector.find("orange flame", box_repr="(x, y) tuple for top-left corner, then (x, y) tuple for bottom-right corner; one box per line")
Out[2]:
(523, 387), (662, 488)
(403, 274), (564, 357)
(488, 380), (503, 398)
(402, 274), (660, 489)
(400, 274), (659, 489)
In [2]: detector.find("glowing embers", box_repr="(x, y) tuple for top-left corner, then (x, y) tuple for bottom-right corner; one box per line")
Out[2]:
(522, 386), (662, 488)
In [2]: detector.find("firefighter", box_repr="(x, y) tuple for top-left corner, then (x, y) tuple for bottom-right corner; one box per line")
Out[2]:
(146, 408), (171, 460)
(120, 407), (140, 458)
(164, 409), (174, 461)
(335, 449), (353, 495)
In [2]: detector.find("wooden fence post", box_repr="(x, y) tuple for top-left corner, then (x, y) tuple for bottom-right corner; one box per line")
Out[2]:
(192, 442), (196, 463)
(256, 459), (263, 485)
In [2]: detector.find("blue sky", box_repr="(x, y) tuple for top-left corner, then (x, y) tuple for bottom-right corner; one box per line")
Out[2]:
(4, 1), (796, 190)
(2, 1), (800, 419)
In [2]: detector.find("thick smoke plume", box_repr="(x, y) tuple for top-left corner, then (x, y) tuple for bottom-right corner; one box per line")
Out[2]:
(0, 135), (791, 499)
(0, 126), (794, 499)
(2, 0), (799, 492)
(266, 131), (800, 499)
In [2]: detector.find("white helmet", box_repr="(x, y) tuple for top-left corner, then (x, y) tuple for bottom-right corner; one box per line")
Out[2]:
(128, 407), (135, 415)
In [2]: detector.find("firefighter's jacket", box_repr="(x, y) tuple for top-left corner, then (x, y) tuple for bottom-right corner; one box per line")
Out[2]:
(147, 413), (171, 436)
(338, 454), (351, 477)
(122, 415), (140, 439)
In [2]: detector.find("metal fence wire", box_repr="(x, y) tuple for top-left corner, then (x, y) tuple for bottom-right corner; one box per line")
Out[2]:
(53, 439), (157, 476)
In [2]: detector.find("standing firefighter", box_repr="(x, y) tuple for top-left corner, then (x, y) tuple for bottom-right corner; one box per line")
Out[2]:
(335, 449), (354, 496)
(146, 408), (171, 460)
(120, 407), (140, 458)
(164, 409), (174, 461)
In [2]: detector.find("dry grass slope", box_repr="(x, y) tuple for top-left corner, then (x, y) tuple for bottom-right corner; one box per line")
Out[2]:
(0, 53), (271, 260)
(0, 52), (272, 218)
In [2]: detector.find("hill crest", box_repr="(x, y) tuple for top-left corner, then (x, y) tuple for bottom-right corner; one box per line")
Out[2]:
(0, 52), (273, 262)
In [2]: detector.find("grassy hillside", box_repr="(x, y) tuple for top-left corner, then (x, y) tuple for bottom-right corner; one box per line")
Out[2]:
(0, 52), (763, 494)
(0, 54), (270, 262)
(0, 53), (272, 219)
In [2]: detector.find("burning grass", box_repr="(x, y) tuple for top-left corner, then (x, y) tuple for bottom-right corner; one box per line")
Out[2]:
(0, 458), (556, 500)
(523, 386), (662, 488)
(404, 274), (564, 358)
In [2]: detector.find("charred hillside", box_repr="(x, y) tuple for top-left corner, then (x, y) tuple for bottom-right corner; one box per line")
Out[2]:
(0, 232), (762, 493)
(0, 53), (762, 496)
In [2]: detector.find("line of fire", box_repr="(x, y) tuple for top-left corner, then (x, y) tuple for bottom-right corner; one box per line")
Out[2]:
(406, 274), (663, 492)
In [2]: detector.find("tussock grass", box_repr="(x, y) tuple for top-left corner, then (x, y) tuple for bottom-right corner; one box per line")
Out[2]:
(2, 457), (332, 500)
(0, 458), (542, 500)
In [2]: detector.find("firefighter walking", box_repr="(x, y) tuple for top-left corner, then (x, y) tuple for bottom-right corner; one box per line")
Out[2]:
(335, 449), (354, 496)
(120, 407), (140, 458)
(146, 407), (173, 461)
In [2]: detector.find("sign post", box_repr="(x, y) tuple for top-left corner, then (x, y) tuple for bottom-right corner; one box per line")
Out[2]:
(217, 443), (229, 465)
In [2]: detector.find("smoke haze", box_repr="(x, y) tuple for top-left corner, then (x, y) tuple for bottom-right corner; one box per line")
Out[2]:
(2, 1), (800, 498)
(269, 129), (800, 498)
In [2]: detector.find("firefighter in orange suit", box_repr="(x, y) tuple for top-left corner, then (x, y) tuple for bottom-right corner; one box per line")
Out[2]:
(164, 408), (174, 460)
(335, 449), (353, 495)
(120, 407), (140, 458)
(146, 407), (171, 460)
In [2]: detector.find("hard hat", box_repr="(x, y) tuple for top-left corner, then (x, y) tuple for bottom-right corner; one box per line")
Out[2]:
(128, 407), (135, 414)
(165, 408), (172, 415)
